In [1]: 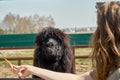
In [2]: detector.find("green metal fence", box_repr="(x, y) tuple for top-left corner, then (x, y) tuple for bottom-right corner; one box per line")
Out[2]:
(69, 33), (92, 46)
(0, 33), (93, 48)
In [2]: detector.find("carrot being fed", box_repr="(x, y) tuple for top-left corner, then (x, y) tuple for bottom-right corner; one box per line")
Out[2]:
(0, 52), (13, 68)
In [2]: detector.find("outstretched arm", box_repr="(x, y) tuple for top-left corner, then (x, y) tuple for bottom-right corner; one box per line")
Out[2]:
(11, 65), (93, 80)
(11, 65), (79, 80)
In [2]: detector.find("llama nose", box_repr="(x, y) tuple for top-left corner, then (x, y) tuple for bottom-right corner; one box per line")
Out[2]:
(46, 41), (54, 47)
(47, 48), (53, 54)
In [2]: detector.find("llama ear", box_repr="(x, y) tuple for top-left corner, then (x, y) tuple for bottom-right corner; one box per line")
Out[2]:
(62, 46), (73, 72)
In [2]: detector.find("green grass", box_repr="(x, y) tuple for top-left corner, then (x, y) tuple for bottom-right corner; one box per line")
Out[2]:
(76, 59), (91, 64)
(75, 48), (92, 56)
(21, 60), (33, 65)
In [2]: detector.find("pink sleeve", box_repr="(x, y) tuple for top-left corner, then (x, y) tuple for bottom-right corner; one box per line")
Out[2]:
(78, 71), (93, 80)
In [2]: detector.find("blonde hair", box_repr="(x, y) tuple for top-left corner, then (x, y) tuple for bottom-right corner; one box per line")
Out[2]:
(92, 1), (120, 80)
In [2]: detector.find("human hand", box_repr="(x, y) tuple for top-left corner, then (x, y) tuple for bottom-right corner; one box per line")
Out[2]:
(11, 65), (31, 79)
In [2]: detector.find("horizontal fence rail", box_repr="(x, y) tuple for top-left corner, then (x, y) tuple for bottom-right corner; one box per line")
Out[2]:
(0, 55), (91, 65)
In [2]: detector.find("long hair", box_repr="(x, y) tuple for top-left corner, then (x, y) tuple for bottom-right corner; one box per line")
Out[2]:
(91, 1), (120, 80)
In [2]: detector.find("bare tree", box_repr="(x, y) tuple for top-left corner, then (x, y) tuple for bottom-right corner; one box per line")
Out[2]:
(45, 16), (55, 27)
(3, 13), (15, 33)
(1, 13), (56, 34)
(0, 27), (4, 34)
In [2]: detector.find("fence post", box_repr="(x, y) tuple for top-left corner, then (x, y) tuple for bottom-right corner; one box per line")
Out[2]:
(72, 46), (76, 73)
(18, 59), (21, 65)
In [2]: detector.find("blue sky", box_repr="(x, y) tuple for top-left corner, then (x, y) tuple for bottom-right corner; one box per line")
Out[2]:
(0, 0), (118, 29)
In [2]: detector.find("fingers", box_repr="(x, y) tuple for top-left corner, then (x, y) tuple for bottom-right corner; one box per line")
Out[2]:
(18, 67), (30, 79)
(11, 65), (30, 79)
(10, 65), (31, 79)
(11, 65), (22, 74)
(12, 65), (20, 69)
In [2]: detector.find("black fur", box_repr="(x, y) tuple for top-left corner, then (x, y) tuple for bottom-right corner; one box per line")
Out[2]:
(33, 27), (74, 79)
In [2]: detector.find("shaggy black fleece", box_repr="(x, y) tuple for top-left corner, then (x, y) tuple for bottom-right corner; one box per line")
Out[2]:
(33, 27), (75, 79)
